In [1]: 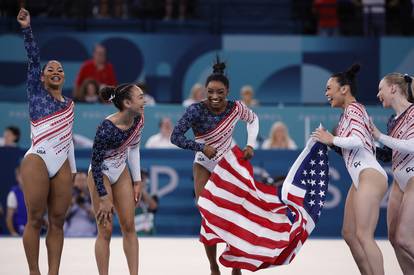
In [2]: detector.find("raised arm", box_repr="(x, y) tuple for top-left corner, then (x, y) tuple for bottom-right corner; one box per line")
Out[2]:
(17, 8), (42, 98)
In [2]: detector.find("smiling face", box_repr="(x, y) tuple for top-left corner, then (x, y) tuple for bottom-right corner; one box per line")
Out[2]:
(325, 77), (346, 108)
(41, 60), (64, 90)
(123, 86), (145, 115)
(206, 80), (229, 111)
(377, 78), (394, 108)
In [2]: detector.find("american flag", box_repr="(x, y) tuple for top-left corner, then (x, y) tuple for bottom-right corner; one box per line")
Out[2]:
(198, 139), (329, 271)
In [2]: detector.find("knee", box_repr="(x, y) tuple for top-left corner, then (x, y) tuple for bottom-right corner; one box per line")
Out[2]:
(396, 228), (414, 252)
(355, 229), (373, 246)
(341, 228), (355, 245)
(121, 221), (136, 235)
(98, 227), (113, 241)
(27, 213), (45, 230)
(48, 214), (66, 229)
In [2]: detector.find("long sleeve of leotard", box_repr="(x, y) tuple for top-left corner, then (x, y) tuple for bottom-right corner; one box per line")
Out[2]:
(170, 104), (204, 152)
(91, 121), (112, 197)
(22, 26), (42, 99)
(378, 134), (414, 154)
(128, 142), (141, 182)
(332, 135), (364, 149)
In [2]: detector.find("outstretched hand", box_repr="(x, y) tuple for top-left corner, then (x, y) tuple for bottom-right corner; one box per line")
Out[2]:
(17, 8), (30, 28)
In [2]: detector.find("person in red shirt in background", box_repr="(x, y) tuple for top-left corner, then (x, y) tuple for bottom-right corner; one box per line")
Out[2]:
(73, 44), (117, 98)
(313, 0), (339, 36)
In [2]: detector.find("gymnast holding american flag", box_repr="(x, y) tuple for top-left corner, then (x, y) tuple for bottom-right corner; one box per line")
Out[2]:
(171, 57), (259, 275)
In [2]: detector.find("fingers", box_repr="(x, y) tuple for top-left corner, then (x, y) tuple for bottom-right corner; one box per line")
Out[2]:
(18, 8), (28, 19)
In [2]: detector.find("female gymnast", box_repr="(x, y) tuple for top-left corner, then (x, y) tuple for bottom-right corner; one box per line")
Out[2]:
(171, 58), (259, 275)
(88, 83), (145, 275)
(17, 8), (77, 275)
(312, 64), (388, 275)
(371, 73), (414, 274)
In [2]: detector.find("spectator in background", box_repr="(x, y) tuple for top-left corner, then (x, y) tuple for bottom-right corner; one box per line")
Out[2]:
(182, 83), (205, 107)
(262, 121), (298, 150)
(73, 44), (117, 98)
(145, 117), (178, 149)
(74, 78), (101, 103)
(164, 0), (189, 20)
(64, 172), (96, 237)
(134, 169), (158, 235)
(0, 125), (20, 147)
(313, 0), (339, 36)
(6, 165), (27, 236)
(139, 83), (156, 106)
(240, 85), (259, 107)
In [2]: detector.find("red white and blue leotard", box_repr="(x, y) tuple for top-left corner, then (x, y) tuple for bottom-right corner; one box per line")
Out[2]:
(91, 114), (144, 197)
(171, 100), (259, 172)
(22, 27), (76, 177)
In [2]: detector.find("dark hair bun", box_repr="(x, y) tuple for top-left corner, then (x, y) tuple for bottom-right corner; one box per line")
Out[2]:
(346, 63), (361, 78)
(213, 62), (226, 75)
(404, 74), (413, 83)
(99, 86), (115, 101)
(212, 55), (226, 75)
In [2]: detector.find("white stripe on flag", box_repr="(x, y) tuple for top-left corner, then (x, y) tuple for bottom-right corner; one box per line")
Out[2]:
(201, 214), (287, 258)
(205, 180), (291, 224)
(199, 197), (291, 242)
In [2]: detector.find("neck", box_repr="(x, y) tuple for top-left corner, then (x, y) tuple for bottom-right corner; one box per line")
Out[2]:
(117, 110), (135, 127)
(392, 97), (411, 116)
(48, 88), (63, 101)
(342, 96), (357, 110)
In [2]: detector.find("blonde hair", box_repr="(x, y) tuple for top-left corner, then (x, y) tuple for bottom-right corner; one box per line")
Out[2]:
(383, 73), (413, 102)
(190, 83), (204, 100)
(240, 85), (254, 95)
(268, 121), (290, 148)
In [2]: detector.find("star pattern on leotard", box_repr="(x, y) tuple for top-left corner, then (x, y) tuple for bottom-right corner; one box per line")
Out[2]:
(91, 115), (142, 197)
(23, 27), (71, 121)
(170, 101), (235, 151)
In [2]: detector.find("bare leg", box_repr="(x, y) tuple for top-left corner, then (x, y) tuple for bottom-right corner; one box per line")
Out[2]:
(387, 181), (414, 274)
(88, 171), (114, 275)
(194, 163), (220, 275)
(396, 179), (414, 262)
(112, 168), (138, 275)
(354, 169), (387, 275)
(341, 185), (372, 275)
(46, 160), (73, 275)
(21, 154), (50, 275)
